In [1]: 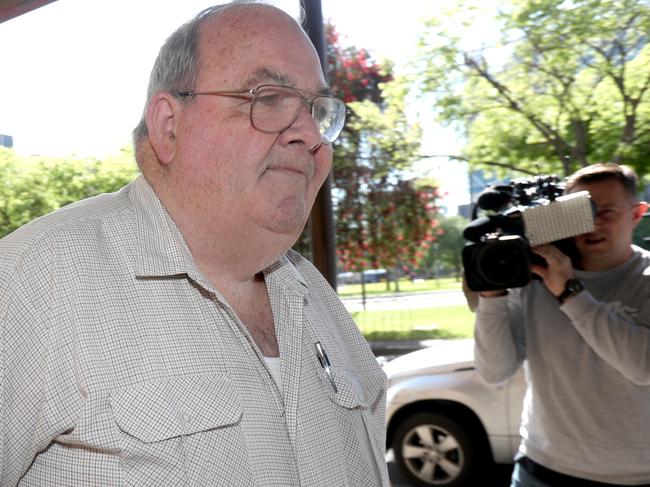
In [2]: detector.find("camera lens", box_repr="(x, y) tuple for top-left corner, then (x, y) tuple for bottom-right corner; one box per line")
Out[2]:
(474, 239), (530, 288)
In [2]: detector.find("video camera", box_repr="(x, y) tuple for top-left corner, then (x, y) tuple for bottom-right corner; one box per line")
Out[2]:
(462, 175), (595, 291)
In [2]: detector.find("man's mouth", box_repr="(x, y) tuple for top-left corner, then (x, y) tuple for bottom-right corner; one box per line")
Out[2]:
(271, 166), (304, 175)
(584, 235), (606, 245)
(266, 160), (315, 181)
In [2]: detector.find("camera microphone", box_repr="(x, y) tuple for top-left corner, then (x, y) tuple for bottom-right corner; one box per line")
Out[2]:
(463, 216), (498, 242)
(477, 186), (512, 212)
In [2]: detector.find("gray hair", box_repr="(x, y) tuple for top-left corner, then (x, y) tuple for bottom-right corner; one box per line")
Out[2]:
(132, 1), (304, 147)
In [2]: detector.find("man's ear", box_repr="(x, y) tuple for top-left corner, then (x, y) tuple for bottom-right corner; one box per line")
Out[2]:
(633, 201), (649, 226)
(146, 92), (182, 165)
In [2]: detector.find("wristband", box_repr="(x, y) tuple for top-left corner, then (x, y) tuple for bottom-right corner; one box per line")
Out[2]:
(557, 278), (585, 304)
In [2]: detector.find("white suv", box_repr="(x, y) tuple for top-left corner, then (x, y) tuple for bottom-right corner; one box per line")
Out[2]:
(383, 339), (525, 487)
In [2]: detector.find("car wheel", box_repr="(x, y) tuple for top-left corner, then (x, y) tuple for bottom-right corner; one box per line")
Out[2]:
(393, 412), (479, 487)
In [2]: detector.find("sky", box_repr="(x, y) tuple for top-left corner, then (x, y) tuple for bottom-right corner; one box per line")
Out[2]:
(0, 0), (470, 213)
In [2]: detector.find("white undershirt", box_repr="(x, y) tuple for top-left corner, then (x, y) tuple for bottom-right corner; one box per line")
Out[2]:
(263, 356), (283, 395)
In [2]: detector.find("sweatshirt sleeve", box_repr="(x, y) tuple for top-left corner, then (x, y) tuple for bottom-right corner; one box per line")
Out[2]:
(473, 292), (526, 384)
(562, 290), (650, 385)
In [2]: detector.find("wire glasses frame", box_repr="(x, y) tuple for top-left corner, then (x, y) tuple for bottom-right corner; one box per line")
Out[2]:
(176, 84), (347, 144)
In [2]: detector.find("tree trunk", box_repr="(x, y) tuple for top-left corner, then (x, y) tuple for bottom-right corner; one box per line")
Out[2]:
(394, 266), (400, 292)
(570, 118), (589, 168)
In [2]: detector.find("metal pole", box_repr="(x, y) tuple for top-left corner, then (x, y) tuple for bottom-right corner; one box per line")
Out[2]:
(301, 0), (337, 290)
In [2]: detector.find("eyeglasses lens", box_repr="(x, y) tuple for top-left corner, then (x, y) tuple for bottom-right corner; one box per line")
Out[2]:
(314, 97), (346, 143)
(251, 86), (345, 143)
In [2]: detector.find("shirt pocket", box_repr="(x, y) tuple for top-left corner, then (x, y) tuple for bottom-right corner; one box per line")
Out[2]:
(110, 374), (254, 486)
(316, 365), (385, 410)
(316, 366), (388, 485)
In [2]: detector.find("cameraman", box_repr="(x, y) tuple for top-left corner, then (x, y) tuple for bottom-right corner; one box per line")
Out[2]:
(474, 163), (650, 486)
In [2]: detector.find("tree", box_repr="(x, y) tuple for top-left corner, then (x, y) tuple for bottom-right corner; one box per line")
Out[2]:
(422, 214), (469, 280)
(418, 0), (650, 178)
(325, 23), (442, 290)
(336, 178), (441, 282)
(0, 147), (138, 238)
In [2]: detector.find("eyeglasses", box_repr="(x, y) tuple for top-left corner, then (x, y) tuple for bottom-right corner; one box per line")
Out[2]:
(177, 84), (347, 144)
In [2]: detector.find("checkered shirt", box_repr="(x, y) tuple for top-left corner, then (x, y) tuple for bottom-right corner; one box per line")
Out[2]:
(0, 175), (389, 486)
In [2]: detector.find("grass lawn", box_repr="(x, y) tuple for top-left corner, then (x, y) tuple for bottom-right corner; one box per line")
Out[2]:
(337, 277), (462, 298)
(351, 305), (475, 342)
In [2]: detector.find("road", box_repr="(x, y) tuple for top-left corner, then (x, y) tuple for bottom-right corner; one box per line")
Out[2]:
(386, 449), (514, 486)
(342, 290), (468, 312)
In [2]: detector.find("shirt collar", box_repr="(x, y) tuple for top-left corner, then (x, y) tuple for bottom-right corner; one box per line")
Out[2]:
(264, 253), (309, 297)
(129, 175), (198, 278)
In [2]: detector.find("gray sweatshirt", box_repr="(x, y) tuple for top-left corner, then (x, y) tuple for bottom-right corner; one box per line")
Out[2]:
(474, 246), (650, 484)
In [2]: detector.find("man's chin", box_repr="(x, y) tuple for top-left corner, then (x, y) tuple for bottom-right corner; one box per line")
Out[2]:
(579, 244), (606, 257)
(577, 240), (620, 265)
(262, 215), (309, 245)
(272, 197), (311, 228)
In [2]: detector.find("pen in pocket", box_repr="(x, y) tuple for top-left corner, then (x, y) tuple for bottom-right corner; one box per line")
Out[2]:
(315, 341), (338, 393)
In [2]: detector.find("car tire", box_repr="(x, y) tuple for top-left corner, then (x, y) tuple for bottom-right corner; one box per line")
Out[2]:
(393, 412), (481, 487)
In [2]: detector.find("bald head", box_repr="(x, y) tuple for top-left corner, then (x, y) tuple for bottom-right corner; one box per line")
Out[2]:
(194, 5), (323, 93)
(133, 2), (313, 155)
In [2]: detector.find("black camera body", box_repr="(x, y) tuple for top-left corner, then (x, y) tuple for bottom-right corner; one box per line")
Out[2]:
(464, 234), (534, 291)
(463, 175), (594, 291)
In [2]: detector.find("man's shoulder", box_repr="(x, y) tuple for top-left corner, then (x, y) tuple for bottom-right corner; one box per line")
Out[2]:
(635, 245), (650, 260)
(632, 245), (650, 272)
(633, 247), (650, 280)
(0, 184), (135, 275)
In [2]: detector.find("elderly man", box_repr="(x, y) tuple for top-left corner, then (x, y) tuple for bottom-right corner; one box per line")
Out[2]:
(0, 3), (388, 485)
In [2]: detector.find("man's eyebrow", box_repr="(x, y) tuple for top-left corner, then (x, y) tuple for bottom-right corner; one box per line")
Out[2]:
(243, 68), (292, 88)
(243, 67), (332, 95)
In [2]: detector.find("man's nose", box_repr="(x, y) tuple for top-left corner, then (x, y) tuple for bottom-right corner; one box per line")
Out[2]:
(279, 104), (323, 148)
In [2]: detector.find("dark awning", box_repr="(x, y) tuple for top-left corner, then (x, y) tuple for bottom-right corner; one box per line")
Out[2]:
(0, 0), (57, 23)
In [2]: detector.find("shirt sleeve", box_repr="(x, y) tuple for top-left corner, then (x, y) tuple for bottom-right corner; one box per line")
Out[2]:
(473, 291), (526, 384)
(561, 290), (650, 386)
(0, 254), (83, 485)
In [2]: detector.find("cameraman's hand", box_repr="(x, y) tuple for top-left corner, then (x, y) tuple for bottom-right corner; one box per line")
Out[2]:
(531, 244), (574, 297)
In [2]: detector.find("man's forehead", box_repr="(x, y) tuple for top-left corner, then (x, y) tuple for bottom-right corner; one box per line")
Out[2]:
(574, 180), (631, 204)
(197, 8), (325, 91)
(202, 4), (302, 47)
